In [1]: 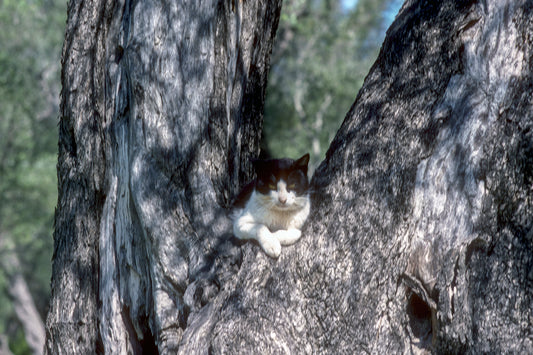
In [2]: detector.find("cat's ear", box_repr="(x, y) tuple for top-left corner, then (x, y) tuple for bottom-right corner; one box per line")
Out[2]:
(295, 153), (310, 169)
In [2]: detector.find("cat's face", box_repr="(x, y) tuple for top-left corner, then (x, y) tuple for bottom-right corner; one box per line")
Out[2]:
(253, 154), (310, 211)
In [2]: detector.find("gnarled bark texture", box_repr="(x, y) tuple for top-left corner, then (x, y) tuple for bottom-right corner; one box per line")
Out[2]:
(179, 0), (533, 353)
(46, 0), (532, 354)
(45, 0), (281, 353)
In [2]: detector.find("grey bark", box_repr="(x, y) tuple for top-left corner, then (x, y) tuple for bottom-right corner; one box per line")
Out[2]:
(46, 0), (533, 354)
(180, 0), (533, 353)
(45, 0), (281, 353)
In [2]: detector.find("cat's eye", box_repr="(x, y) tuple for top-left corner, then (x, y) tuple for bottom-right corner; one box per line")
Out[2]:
(288, 183), (296, 190)
(268, 183), (276, 190)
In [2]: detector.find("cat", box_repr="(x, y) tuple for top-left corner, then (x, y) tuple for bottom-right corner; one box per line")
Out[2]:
(232, 153), (311, 258)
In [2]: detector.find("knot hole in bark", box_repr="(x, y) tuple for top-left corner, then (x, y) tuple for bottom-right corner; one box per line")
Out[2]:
(406, 291), (432, 342)
(401, 273), (437, 351)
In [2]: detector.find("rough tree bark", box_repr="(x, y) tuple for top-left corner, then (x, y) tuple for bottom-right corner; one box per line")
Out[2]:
(46, 0), (533, 354)
(45, 0), (281, 353)
(179, 0), (533, 353)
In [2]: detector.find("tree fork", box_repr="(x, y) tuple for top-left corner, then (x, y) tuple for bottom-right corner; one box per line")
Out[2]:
(46, 0), (533, 354)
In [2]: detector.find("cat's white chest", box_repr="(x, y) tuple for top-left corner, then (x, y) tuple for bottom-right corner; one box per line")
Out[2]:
(232, 154), (311, 257)
(244, 191), (310, 231)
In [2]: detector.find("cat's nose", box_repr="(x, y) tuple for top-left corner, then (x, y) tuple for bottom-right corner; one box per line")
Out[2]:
(279, 195), (287, 204)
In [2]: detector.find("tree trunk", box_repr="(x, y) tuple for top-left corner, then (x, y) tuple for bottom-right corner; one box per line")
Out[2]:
(45, 0), (281, 353)
(180, 0), (533, 353)
(46, 0), (533, 354)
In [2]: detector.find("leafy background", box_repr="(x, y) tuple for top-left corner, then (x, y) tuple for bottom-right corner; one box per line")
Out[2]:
(264, 0), (403, 171)
(0, 0), (401, 352)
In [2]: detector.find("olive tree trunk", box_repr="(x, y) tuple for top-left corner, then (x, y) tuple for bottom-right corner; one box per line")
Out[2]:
(45, 0), (281, 353)
(46, 0), (533, 354)
(179, 0), (533, 353)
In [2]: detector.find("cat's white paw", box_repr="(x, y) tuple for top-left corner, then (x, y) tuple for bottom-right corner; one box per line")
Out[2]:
(274, 228), (302, 246)
(258, 230), (282, 258)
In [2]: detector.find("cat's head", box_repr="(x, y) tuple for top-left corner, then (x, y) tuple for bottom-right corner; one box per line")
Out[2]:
(253, 153), (310, 211)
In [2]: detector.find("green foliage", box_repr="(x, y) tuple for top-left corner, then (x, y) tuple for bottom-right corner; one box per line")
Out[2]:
(8, 326), (32, 355)
(263, 0), (401, 169)
(0, 0), (65, 352)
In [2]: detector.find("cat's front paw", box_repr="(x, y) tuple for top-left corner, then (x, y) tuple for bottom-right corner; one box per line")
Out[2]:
(257, 231), (282, 258)
(274, 228), (302, 246)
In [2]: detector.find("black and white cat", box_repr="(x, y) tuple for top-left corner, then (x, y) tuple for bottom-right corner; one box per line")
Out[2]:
(232, 154), (311, 258)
